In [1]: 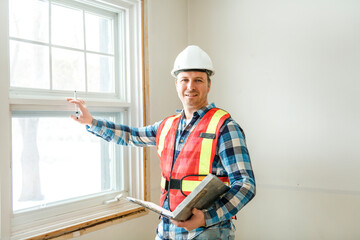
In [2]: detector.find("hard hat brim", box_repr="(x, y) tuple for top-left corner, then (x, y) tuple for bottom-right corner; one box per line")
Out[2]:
(171, 68), (214, 77)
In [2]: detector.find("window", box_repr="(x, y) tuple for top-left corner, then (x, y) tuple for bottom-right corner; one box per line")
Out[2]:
(2, 0), (145, 239)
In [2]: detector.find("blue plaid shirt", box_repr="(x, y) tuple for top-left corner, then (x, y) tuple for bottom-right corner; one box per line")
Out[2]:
(87, 103), (256, 240)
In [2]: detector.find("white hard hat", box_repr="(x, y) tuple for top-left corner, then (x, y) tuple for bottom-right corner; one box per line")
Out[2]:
(171, 45), (214, 77)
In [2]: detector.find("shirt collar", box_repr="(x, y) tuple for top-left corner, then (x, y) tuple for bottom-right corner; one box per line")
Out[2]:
(178, 103), (216, 120)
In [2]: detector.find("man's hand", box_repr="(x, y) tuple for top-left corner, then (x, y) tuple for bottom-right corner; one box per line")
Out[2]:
(66, 98), (93, 126)
(171, 208), (206, 232)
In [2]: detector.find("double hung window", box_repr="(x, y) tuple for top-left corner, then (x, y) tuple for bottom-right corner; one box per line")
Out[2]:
(3, 0), (145, 239)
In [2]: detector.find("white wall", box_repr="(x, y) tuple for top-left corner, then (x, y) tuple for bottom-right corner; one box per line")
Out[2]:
(188, 0), (360, 239)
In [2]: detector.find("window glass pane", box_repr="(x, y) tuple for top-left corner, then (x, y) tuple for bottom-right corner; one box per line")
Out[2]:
(52, 47), (85, 91)
(10, 40), (50, 89)
(11, 114), (118, 212)
(51, 4), (84, 49)
(87, 53), (115, 93)
(9, 0), (49, 43)
(9, 1), (119, 96)
(85, 13), (114, 54)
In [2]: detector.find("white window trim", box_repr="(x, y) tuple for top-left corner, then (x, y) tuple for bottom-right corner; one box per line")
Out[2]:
(1, 0), (145, 239)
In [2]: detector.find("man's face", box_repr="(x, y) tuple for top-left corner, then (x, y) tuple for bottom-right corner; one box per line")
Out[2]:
(175, 71), (211, 112)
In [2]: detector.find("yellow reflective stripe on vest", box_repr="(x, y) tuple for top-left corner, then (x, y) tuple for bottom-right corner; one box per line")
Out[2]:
(181, 180), (201, 192)
(198, 109), (228, 175)
(161, 176), (166, 189)
(157, 115), (180, 157)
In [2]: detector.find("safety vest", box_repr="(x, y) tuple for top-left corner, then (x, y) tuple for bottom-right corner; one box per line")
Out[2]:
(156, 108), (231, 211)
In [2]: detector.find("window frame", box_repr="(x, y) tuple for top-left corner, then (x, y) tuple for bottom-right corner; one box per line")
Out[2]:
(1, 0), (147, 239)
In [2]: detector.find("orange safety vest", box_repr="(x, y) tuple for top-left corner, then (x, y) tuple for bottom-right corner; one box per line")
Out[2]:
(156, 108), (231, 211)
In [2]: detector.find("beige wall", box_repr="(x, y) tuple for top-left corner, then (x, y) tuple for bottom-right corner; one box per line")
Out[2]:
(188, 0), (360, 239)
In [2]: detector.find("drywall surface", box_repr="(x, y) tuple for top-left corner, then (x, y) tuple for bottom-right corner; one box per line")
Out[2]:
(188, 0), (360, 239)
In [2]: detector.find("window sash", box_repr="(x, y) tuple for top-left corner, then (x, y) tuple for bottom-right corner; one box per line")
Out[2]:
(11, 110), (123, 213)
(9, 0), (125, 100)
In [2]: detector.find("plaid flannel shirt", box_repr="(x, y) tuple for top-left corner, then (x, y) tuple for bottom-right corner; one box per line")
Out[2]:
(87, 103), (256, 240)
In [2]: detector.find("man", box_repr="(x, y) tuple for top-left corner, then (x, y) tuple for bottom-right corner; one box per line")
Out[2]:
(67, 45), (256, 239)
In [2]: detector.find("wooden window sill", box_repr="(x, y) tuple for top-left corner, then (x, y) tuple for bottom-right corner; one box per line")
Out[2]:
(25, 207), (147, 240)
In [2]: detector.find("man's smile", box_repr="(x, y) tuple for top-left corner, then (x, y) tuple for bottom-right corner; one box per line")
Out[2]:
(185, 92), (198, 97)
